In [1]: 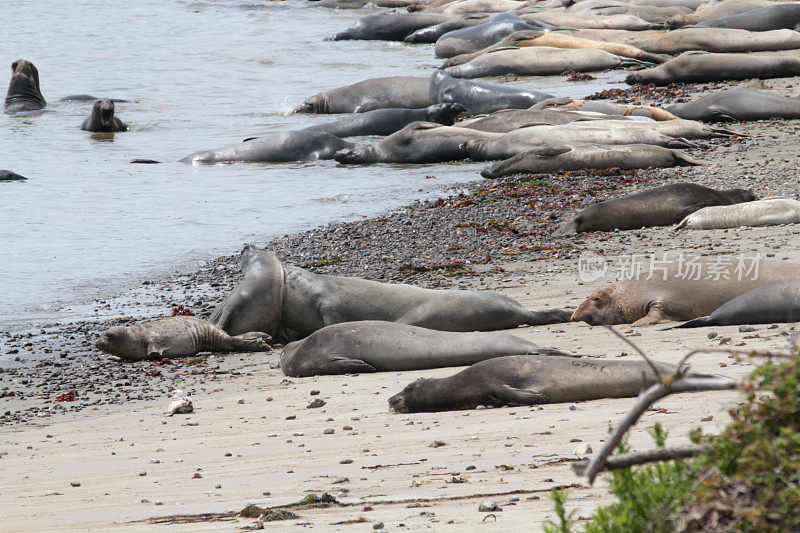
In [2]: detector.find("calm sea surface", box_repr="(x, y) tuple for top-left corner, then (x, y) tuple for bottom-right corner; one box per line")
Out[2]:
(0, 0), (624, 330)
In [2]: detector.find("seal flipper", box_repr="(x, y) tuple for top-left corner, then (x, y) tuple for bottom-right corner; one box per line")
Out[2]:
(230, 331), (273, 351)
(668, 316), (712, 329)
(320, 356), (377, 375)
(490, 384), (549, 406)
(552, 218), (578, 236)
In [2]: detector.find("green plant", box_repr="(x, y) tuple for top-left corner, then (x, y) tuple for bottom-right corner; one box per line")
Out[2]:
(543, 488), (576, 533)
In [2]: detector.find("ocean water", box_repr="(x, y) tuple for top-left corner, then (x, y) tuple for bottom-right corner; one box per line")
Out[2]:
(0, 0), (624, 330)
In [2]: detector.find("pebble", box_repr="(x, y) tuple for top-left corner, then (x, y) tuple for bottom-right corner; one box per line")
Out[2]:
(307, 399), (326, 408)
(323, 428), (334, 434)
(70, 482), (81, 487)
(573, 443), (593, 455)
(373, 522), (384, 530)
(340, 459), (353, 464)
(708, 331), (718, 339)
(310, 390), (320, 396)
(478, 501), (502, 512)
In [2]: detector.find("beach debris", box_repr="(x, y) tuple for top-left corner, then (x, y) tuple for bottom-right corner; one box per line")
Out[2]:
(168, 390), (193, 415)
(479, 501), (502, 512)
(573, 443), (593, 455)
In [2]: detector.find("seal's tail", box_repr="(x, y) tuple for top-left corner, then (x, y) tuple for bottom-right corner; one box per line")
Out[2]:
(665, 316), (712, 329)
(230, 331), (272, 351)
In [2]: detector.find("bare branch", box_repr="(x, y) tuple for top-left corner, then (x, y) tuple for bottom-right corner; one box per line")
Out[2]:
(583, 376), (737, 485)
(572, 445), (710, 476)
(604, 325), (662, 380)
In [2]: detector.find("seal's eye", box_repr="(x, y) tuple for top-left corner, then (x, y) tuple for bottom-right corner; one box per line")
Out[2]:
(11, 61), (18, 71)
(593, 297), (601, 302)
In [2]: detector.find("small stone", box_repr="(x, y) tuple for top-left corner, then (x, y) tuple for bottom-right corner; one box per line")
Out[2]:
(333, 477), (349, 484)
(285, 415), (296, 420)
(718, 337), (732, 345)
(573, 443), (593, 455)
(738, 326), (756, 333)
(307, 399), (326, 409)
(224, 452), (232, 457)
(373, 522), (384, 530)
(168, 397), (193, 415)
(465, 465), (476, 471)
(478, 500), (501, 512)
(701, 415), (713, 422)
(237, 398), (245, 404)
(343, 425), (353, 431)
(70, 482), (81, 487)
(139, 472), (147, 476)
(707, 331), (718, 339)
(215, 484), (222, 489)
(340, 459), (353, 464)
(323, 428), (334, 434)
(310, 390), (320, 396)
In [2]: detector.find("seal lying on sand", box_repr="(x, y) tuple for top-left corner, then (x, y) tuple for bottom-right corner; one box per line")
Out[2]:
(675, 198), (800, 230)
(388, 355), (726, 412)
(95, 317), (271, 361)
(634, 28), (800, 55)
(554, 183), (757, 235)
(81, 99), (128, 132)
(180, 131), (354, 164)
(572, 257), (800, 326)
(4, 59), (46, 113)
(666, 0), (772, 28)
(696, 3), (800, 31)
(433, 13), (548, 58)
(404, 13), (490, 44)
(430, 71), (554, 114)
(295, 77), (432, 114)
(303, 103), (465, 137)
(209, 247), (572, 340)
(673, 281), (800, 328)
(280, 320), (569, 376)
(626, 52), (800, 85)
(475, 144), (702, 178)
(666, 89), (800, 122)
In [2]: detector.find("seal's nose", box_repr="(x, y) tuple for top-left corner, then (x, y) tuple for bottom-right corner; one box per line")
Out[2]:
(388, 394), (405, 412)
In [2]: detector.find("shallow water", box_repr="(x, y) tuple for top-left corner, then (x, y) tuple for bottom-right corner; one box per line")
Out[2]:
(0, 0), (625, 330)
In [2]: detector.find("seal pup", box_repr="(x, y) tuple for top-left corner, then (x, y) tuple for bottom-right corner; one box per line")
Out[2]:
(666, 89), (800, 122)
(672, 281), (800, 328)
(626, 52), (800, 85)
(80, 99), (128, 132)
(572, 258), (800, 326)
(294, 77), (432, 114)
(4, 59), (46, 113)
(674, 198), (800, 230)
(95, 317), (271, 361)
(388, 355), (726, 412)
(302, 103), (465, 137)
(554, 183), (757, 235)
(209, 247), (572, 340)
(280, 320), (569, 376)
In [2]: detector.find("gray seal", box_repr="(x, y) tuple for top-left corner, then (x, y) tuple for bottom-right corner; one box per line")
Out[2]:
(673, 281), (800, 328)
(553, 183), (757, 235)
(302, 103), (465, 137)
(295, 76), (432, 114)
(209, 247), (572, 341)
(80, 99), (128, 132)
(626, 51), (800, 85)
(4, 59), (46, 113)
(0, 170), (27, 181)
(95, 316), (271, 361)
(697, 3), (800, 31)
(430, 71), (554, 114)
(280, 320), (568, 376)
(180, 131), (354, 164)
(330, 12), (448, 41)
(388, 355), (722, 412)
(666, 89), (800, 122)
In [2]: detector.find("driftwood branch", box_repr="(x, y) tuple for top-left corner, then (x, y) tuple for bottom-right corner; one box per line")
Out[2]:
(604, 325), (663, 380)
(572, 445), (710, 476)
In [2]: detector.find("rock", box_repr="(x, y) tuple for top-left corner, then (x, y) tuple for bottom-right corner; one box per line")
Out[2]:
(479, 500), (502, 512)
(70, 481), (81, 487)
(310, 390), (320, 396)
(307, 399), (326, 409)
(168, 397), (193, 415)
(573, 443), (593, 455)
(237, 398), (245, 404)
(215, 484), (222, 489)
(738, 326), (756, 333)
(324, 428), (334, 434)
(373, 522), (385, 530)
(708, 332), (718, 339)
(340, 459), (353, 464)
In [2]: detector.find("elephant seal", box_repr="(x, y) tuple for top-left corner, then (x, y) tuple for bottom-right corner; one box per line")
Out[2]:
(571, 257), (800, 326)
(333, 121), (495, 164)
(180, 131), (354, 164)
(665, 89), (800, 122)
(80, 99), (128, 132)
(697, 3), (800, 31)
(0, 170), (27, 182)
(675, 198), (800, 230)
(433, 13), (547, 58)
(303, 103), (465, 137)
(444, 47), (643, 79)
(430, 71), (555, 114)
(666, 0), (772, 28)
(554, 183), (757, 235)
(455, 107), (603, 132)
(570, 118), (736, 140)
(404, 14), (490, 44)
(388, 355), (723, 412)
(521, 12), (657, 30)
(295, 77), (432, 114)
(634, 28), (800, 55)
(477, 144), (702, 178)
(329, 12), (448, 41)
(95, 317), (271, 361)
(280, 320), (568, 376)
(4, 60), (46, 113)
(550, 99), (678, 120)
(209, 247), (572, 340)
(626, 52), (800, 85)
(673, 281), (800, 328)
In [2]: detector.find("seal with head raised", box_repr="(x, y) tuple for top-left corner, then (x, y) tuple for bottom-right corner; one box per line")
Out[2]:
(4, 59), (46, 113)
(95, 316), (271, 361)
(554, 183), (757, 235)
(81, 99), (128, 132)
(209, 247), (572, 341)
(302, 103), (465, 138)
(572, 257), (800, 326)
(388, 355), (728, 412)
(673, 281), (800, 328)
(294, 77), (432, 114)
(280, 320), (569, 376)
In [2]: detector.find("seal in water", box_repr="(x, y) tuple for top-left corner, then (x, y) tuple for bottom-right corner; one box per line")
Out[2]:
(666, 89), (800, 122)
(675, 198), (800, 230)
(388, 355), (727, 412)
(180, 131), (354, 164)
(0, 170), (27, 181)
(672, 281), (800, 328)
(4, 59), (46, 113)
(302, 103), (465, 137)
(209, 247), (572, 340)
(553, 183), (757, 235)
(329, 12), (448, 41)
(95, 316), (271, 361)
(294, 77), (432, 114)
(572, 257), (800, 326)
(280, 320), (569, 376)
(81, 99), (128, 132)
